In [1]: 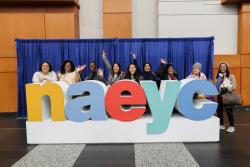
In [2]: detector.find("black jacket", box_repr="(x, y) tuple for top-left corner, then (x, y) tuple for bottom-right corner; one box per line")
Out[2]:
(156, 63), (179, 80)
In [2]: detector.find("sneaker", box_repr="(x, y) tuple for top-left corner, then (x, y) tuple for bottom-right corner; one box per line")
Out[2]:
(226, 126), (235, 133)
(220, 125), (225, 130)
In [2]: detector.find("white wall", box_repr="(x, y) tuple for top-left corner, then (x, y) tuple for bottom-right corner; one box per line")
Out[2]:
(132, 0), (158, 38)
(79, 0), (103, 38)
(158, 0), (238, 54)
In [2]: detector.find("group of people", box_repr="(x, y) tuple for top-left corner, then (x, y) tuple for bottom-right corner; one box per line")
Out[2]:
(32, 52), (209, 85)
(32, 52), (237, 133)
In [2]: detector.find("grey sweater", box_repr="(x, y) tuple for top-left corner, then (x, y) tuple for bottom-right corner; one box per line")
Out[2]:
(103, 55), (125, 85)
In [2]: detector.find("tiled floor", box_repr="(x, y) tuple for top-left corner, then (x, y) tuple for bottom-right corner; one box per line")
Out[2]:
(1, 108), (250, 167)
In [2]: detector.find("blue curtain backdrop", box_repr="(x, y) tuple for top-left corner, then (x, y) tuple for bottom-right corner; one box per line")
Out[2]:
(16, 37), (214, 117)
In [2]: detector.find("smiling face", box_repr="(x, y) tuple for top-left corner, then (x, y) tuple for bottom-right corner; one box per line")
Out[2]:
(89, 62), (96, 71)
(129, 64), (136, 75)
(113, 63), (120, 73)
(144, 64), (151, 72)
(192, 67), (200, 76)
(41, 63), (50, 74)
(64, 62), (72, 73)
(167, 66), (174, 75)
(219, 63), (227, 73)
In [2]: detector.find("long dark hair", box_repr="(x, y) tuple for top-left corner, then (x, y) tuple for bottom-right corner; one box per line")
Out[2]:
(216, 62), (230, 79)
(125, 63), (139, 78)
(166, 63), (178, 78)
(60, 60), (75, 74)
(39, 61), (52, 72)
(143, 63), (152, 72)
(111, 62), (122, 76)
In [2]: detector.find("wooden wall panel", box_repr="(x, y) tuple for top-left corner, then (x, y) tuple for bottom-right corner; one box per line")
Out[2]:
(238, 3), (250, 105)
(213, 55), (241, 68)
(74, 10), (80, 38)
(241, 68), (250, 105)
(104, 13), (132, 38)
(0, 4), (79, 113)
(240, 54), (250, 67)
(103, 0), (131, 13)
(0, 10), (45, 113)
(0, 12), (46, 58)
(239, 3), (250, 54)
(0, 73), (17, 112)
(45, 13), (78, 38)
(103, 0), (131, 38)
(240, 54), (250, 105)
(240, 3), (250, 12)
(0, 58), (17, 72)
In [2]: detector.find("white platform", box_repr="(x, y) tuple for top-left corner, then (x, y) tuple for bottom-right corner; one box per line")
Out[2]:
(26, 114), (219, 144)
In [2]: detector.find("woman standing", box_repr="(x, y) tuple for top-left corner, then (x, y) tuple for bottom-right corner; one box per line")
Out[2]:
(215, 62), (237, 133)
(58, 60), (85, 85)
(32, 61), (58, 83)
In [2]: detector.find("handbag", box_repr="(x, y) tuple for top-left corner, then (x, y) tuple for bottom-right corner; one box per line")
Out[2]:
(222, 91), (242, 106)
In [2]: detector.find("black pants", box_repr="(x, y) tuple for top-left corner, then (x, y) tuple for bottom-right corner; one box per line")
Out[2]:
(216, 95), (234, 126)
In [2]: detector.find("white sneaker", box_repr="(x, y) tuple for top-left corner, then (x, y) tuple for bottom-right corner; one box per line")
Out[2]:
(226, 126), (235, 133)
(220, 125), (225, 130)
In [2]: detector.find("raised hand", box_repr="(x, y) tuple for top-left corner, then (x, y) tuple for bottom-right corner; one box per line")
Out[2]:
(160, 58), (167, 64)
(102, 50), (107, 58)
(131, 52), (136, 59)
(97, 68), (104, 77)
(76, 65), (86, 73)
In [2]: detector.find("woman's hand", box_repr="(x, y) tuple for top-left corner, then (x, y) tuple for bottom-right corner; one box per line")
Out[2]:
(57, 72), (62, 79)
(97, 68), (104, 77)
(220, 87), (229, 94)
(102, 50), (107, 58)
(160, 58), (167, 64)
(42, 79), (48, 83)
(39, 76), (45, 82)
(132, 53), (136, 60)
(76, 65), (86, 73)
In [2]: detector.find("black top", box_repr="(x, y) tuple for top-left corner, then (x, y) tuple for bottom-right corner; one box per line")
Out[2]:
(132, 59), (158, 81)
(124, 73), (144, 83)
(156, 63), (179, 80)
(85, 70), (105, 83)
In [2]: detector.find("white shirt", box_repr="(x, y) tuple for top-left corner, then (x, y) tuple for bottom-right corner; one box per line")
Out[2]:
(187, 72), (207, 80)
(32, 71), (58, 83)
(58, 71), (80, 85)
